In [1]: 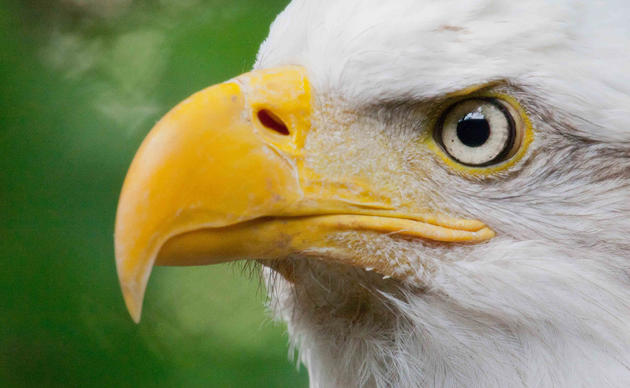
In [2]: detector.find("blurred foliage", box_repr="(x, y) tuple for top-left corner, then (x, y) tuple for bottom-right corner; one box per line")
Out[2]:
(1, 0), (308, 386)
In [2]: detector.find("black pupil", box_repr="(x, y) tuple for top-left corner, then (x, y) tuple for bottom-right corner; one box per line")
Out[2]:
(456, 111), (490, 147)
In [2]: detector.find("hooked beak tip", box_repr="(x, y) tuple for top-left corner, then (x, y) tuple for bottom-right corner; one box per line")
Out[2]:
(121, 281), (144, 324)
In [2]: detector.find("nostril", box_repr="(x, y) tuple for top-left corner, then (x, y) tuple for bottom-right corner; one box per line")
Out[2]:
(257, 109), (289, 135)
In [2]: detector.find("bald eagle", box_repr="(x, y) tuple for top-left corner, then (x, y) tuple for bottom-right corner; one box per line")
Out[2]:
(114, 0), (630, 387)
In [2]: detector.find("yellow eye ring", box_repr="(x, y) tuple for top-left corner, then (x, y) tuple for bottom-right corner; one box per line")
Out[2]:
(425, 91), (534, 175)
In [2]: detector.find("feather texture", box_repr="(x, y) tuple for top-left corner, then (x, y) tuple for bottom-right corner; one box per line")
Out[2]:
(253, 1), (630, 387)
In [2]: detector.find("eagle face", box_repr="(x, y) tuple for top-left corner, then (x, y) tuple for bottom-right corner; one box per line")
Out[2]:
(115, 0), (630, 387)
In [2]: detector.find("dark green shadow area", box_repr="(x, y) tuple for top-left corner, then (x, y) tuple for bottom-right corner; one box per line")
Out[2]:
(1, 0), (307, 386)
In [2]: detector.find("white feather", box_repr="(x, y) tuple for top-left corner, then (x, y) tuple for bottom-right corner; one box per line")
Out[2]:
(253, 1), (630, 387)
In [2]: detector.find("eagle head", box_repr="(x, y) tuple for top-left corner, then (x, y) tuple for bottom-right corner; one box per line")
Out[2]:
(114, 1), (630, 386)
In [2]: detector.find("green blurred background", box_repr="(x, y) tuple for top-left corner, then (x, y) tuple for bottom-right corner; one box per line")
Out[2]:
(1, 0), (309, 386)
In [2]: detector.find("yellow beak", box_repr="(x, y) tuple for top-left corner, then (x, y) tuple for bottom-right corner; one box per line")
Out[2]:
(115, 66), (494, 322)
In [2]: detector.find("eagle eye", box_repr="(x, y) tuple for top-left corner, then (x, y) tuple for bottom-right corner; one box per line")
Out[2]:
(434, 98), (525, 167)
